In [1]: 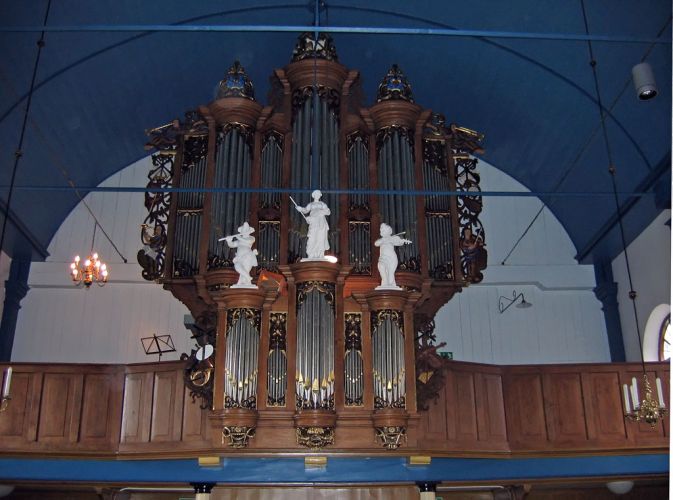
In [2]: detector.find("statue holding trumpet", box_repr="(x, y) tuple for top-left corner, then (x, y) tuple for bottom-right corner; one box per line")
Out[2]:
(219, 222), (258, 288)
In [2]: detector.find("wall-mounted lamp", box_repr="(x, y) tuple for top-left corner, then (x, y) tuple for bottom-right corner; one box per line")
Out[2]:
(632, 62), (657, 100)
(498, 291), (532, 314)
(1, 367), (11, 412)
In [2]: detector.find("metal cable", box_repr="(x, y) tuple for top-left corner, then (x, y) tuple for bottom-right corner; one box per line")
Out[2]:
(580, 0), (646, 371)
(0, 0), (52, 262)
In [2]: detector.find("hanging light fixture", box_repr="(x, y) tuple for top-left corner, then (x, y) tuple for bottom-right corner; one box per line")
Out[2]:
(579, 8), (667, 427)
(70, 223), (109, 287)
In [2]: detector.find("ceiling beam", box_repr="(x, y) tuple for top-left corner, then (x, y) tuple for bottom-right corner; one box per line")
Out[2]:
(575, 152), (671, 263)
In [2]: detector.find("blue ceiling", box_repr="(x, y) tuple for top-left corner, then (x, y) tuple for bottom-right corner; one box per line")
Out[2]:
(0, 0), (670, 263)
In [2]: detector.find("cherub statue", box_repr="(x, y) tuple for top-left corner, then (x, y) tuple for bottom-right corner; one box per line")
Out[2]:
(220, 222), (258, 288)
(375, 223), (412, 289)
(293, 189), (331, 261)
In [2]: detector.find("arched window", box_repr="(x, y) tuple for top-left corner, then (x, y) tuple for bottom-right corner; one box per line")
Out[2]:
(659, 314), (671, 361)
(643, 304), (670, 361)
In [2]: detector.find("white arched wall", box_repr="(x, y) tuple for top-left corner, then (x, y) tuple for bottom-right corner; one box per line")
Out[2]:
(612, 209), (671, 362)
(12, 156), (191, 363)
(434, 161), (610, 364)
(12, 156), (610, 364)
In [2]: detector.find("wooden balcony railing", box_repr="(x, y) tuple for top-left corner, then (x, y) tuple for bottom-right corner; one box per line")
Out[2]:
(0, 360), (667, 457)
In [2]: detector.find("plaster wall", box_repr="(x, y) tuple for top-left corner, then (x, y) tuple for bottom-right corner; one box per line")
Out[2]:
(612, 209), (671, 362)
(434, 162), (610, 364)
(12, 156), (191, 364)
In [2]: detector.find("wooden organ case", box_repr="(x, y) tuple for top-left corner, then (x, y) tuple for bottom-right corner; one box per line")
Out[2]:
(139, 33), (487, 451)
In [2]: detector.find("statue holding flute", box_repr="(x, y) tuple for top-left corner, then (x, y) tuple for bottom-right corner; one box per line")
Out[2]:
(219, 221), (258, 288)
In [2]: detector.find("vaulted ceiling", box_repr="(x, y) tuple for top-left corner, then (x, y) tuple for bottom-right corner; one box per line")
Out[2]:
(0, 0), (670, 263)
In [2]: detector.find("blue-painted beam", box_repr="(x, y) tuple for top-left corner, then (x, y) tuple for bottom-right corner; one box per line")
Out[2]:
(0, 455), (667, 484)
(576, 153), (671, 262)
(0, 185), (659, 198)
(0, 25), (669, 44)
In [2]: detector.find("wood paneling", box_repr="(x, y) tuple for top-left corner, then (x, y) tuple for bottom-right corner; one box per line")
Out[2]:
(0, 371), (40, 445)
(120, 371), (153, 443)
(0, 361), (668, 457)
(543, 372), (587, 444)
(475, 372), (507, 444)
(79, 372), (122, 448)
(37, 372), (82, 444)
(503, 372), (548, 448)
(182, 386), (208, 441)
(150, 370), (183, 442)
(582, 371), (627, 443)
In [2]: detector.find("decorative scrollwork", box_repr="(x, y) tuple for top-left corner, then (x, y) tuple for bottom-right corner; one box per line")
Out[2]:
(345, 313), (363, 406)
(268, 312), (287, 407)
(227, 308), (261, 332)
(217, 60), (255, 100)
(374, 426), (406, 450)
(222, 426), (256, 448)
(347, 130), (369, 151)
(376, 126), (414, 159)
(181, 311), (217, 409)
(291, 86), (340, 119)
(296, 426), (335, 450)
(424, 112), (449, 137)
(269, 312), (287, 350)
(345, 313), (362, 351)
(296, 281), (336, 312)
(207, 252), (234, 271)
(138, 152), (173, 281)
(182, 135), (208, 172)
(452, 124), (487, 284)
(376, 64), (414, 103)
(374, 396), (406, 410)
(371, 309), (404, 333)
(423, 139), (447, 175)
(291, 32), (339, 62)
(225, 395), (256, 410)
(173, 258), (197, 278)
(414, 314), (448, 411)
(219, 122), (254, 149)
(398, 255), (421, 274)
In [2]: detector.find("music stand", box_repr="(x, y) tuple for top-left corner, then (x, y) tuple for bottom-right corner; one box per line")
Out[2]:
(141, 334), (176, 362)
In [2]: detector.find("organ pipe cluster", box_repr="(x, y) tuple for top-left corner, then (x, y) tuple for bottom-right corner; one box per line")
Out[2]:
(224, 308), (260, 408)
(372, 310), (406, 409)
(295, 281), (336, 410)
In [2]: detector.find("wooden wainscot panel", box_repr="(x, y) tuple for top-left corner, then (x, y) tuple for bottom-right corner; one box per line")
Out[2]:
(542, 371), (588, 446)
(582, 370), (627, 444)
(503, 370), (548, 449)
(0, 369), (41, 448)
(418, 373), (449, 445)
(120, 371), (154, 444)
(37, 372), (84, 445)
(78, 371), (123, 450)
(474, 371), (508, 449)
(181, 385), (210, 444)
(150, 369), (184, 443)
(451, 368), (478, 444)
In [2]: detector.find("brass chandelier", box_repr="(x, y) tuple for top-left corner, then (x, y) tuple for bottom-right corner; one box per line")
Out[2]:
(70, 223), (109, 287)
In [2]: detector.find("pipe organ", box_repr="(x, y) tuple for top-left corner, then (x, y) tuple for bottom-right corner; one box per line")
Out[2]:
(140, 32), (486, 450)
